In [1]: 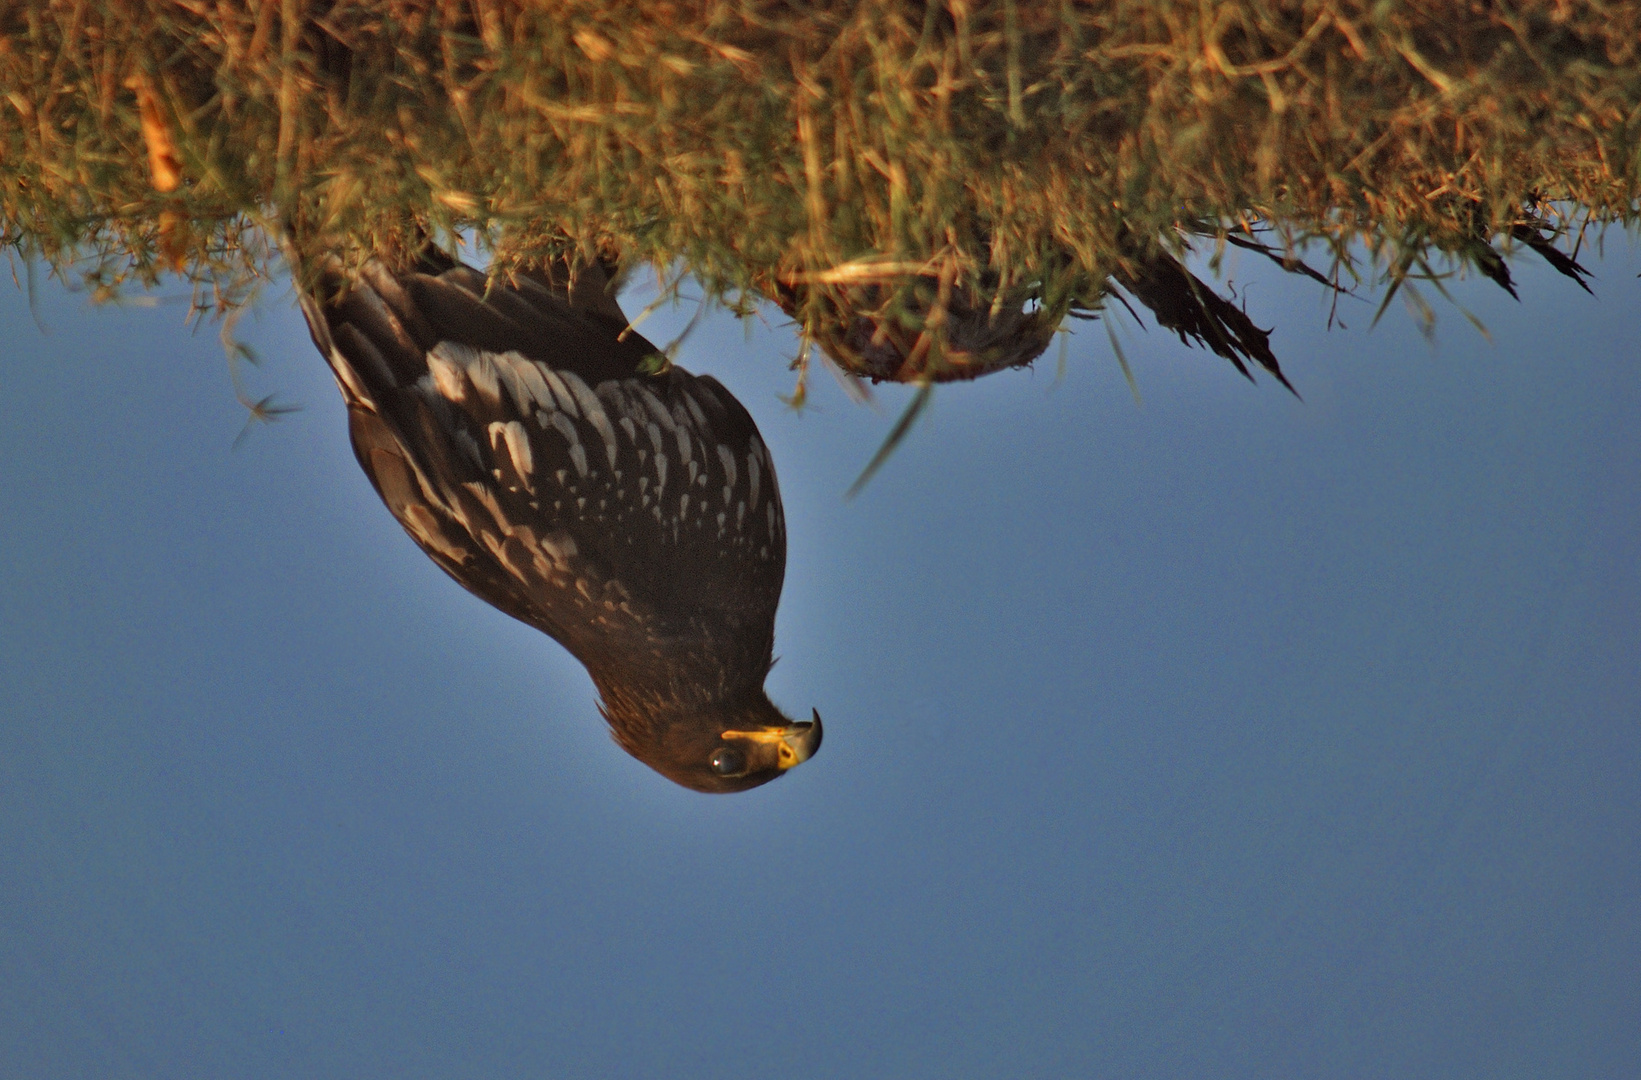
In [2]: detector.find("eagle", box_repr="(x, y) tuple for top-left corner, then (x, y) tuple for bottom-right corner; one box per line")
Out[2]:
(297, 245), (820, 793)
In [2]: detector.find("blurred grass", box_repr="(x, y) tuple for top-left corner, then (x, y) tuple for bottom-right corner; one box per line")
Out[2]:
(2, 1), (1638, 381)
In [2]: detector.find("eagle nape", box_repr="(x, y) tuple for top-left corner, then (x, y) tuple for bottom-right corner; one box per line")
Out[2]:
(295, 241), (820, 793)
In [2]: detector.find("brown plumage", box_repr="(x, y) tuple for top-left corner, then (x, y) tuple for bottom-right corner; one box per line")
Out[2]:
(298, 247), (819, 793)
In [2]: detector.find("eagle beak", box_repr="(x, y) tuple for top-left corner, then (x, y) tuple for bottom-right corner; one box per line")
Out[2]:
(722, 709), (823, 771)
(789, 709), (823, 767)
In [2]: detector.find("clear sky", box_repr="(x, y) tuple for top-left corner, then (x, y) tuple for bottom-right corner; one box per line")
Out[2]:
(2, 238), (1637, 1079)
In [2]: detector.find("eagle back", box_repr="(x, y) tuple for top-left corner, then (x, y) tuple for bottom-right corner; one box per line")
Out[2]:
(299, 255), (787, 712)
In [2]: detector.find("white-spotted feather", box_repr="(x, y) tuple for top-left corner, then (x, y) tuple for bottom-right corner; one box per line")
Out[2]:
(304, 253), (790, 730)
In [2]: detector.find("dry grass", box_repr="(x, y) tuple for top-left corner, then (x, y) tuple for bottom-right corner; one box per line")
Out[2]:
(3, 1), (1638, 384)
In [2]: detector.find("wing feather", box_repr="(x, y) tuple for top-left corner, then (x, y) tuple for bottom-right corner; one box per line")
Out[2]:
(302, 255), (785, 702)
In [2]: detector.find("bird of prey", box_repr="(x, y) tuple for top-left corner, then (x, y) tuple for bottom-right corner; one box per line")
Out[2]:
(297, 245), (820, 793)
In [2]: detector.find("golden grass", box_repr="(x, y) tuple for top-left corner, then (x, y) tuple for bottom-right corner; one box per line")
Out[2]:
(2, 1), (1637, 381)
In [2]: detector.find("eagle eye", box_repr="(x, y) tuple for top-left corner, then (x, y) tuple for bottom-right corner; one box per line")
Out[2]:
(709, 747), (747, 777)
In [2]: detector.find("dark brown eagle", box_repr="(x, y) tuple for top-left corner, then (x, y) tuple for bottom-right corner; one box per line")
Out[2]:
(297, 246), (820, 793)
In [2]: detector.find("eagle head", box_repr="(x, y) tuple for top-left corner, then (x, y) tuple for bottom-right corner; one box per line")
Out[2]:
(603, 694), (823, 794)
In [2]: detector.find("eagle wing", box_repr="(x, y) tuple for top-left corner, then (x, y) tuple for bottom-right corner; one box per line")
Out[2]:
(299, 257), (787, 703)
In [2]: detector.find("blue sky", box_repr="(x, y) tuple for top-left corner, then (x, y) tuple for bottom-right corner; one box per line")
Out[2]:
(2, 238), (1637, 1078)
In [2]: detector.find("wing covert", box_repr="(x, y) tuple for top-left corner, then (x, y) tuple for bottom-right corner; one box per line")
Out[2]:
(301, 256), (786, 701)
